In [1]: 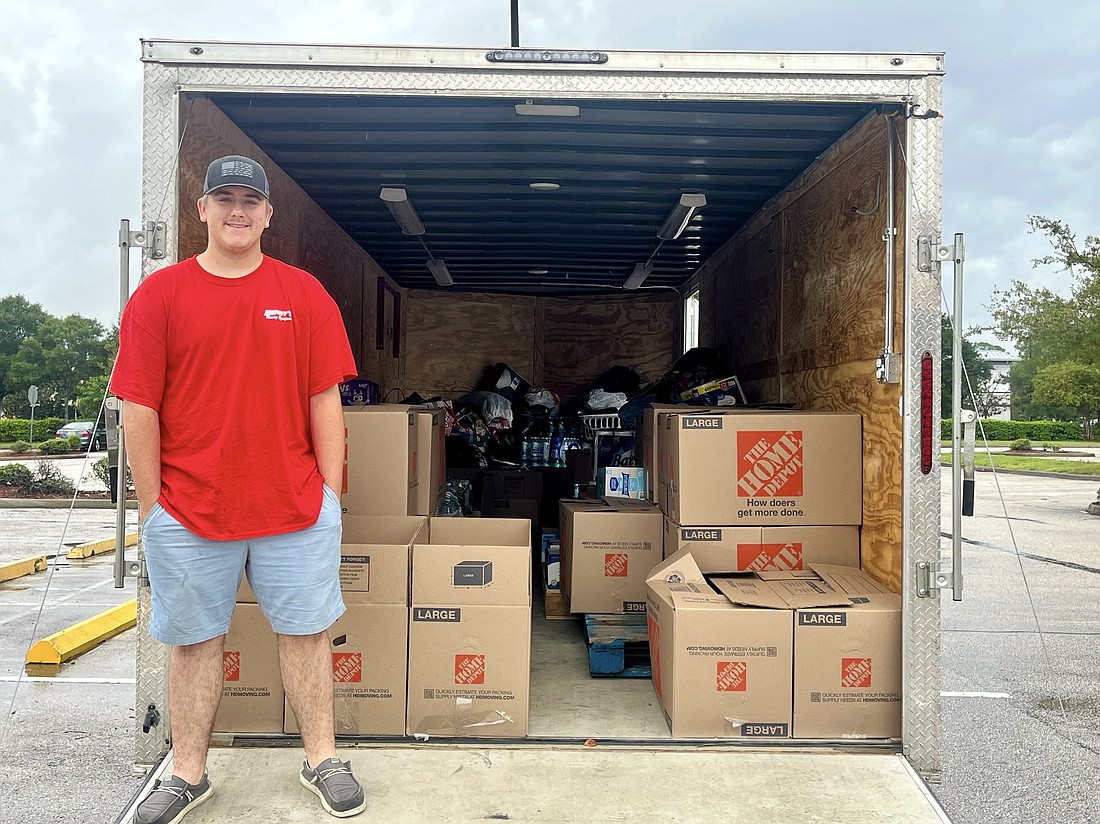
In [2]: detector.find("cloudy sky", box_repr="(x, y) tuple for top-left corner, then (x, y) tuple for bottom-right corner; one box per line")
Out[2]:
(1, 0), (1096, 351)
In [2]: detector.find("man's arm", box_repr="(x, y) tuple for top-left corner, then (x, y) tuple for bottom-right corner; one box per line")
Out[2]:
(123, 400), (161, 523)
(309, 384), (345, 494)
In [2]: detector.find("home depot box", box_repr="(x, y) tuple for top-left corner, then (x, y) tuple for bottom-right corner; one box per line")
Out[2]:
(284, 603), (408, 736)
(342, 405), (418, 516)
(213, 604), (285, 733)
(660, 410), (862, 526)
(785, 564), (902, 739)
(640, 404), (690, 504)
(662, 520), (860, 572)
(560, 499), (663, 614)
(416, 409), (447, 517)
(406, 517), (532, 738)
(645, 551), (794, 738)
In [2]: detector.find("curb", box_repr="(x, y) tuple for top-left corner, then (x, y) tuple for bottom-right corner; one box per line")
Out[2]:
(0, 499), (137, 510)
(68, 532), (140, 559)
(969, 466), (1100, 482)
(0, 554), (48, 583)
(25, 599), (137, 671)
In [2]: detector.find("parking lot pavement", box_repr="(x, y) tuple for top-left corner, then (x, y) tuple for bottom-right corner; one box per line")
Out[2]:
(0, 507), (143, 824)
(935, 470), (1100, 824)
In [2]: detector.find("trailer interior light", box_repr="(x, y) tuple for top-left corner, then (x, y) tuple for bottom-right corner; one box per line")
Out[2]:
(426, 258), (453, 287)
(493, 50), (607, 65)
(514, 102), (581, 117)
(528, 268), (548, 275)
(529, 181), (561, 190)
(658, 193), (707, 241)
(379, 187), (426, 236)
(624, 262), (653, 290)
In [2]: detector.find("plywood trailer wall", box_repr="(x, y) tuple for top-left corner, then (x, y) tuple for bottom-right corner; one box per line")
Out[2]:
(691, 114), (906, 591)
(401, 290), (679, 403)
(177, 97), (405, 392)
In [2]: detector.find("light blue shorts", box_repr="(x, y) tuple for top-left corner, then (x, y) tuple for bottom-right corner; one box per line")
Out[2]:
(141, 485), (346, 646)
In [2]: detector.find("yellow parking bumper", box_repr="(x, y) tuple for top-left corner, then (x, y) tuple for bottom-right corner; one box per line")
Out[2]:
(26, 599), (138, 668)
(0, 555), (48, 583)
(67, 532), (139, 559)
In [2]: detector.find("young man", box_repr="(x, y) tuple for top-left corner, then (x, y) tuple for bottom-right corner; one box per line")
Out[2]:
(112, 155), (364, 822)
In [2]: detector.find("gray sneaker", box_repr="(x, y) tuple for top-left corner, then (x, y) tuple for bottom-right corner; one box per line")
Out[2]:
(134, 773), (213, 824)
(299, 757), (366, 817)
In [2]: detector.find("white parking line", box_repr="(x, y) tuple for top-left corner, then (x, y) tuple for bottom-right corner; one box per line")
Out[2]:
(0, 577), (117, 627)
(941, 691), (1012, 699)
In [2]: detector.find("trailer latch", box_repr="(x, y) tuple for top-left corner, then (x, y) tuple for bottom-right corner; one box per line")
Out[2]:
(142, 704), (161, 734)
(120, 220), (168, 260)
(915, 560), (950, 598)
(917, 234), (964, 273)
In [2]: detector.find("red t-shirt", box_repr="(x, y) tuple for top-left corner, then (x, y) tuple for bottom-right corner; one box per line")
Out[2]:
(111, 255), (357, 540)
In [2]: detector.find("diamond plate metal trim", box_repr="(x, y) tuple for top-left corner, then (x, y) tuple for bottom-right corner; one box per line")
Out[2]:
(901, 74), (944, 780)
(174, 65), (915, 102)
(133, 61), (179, 769)
(134, 558), (172, 767)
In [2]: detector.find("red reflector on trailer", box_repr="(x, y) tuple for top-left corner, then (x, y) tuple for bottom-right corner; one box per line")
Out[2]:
(921, 351), (934, 474)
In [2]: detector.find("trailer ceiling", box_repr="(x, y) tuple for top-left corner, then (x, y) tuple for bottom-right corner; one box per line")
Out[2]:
(204, 93), (880, 295)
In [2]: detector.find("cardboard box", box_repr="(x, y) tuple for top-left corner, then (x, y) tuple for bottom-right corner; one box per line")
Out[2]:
(647, 552), (900, 740)
(660, 410), (862, 526)
(677, 374), (746, 407)
(662, 520), (860, 572)
(342, 406), (418, 516)
(643, 405), (691, 505)
(407, 517), (532, 738)
(213, 604), (285, 733)
(541, 531), (561, 589)
(788, 565), (902, 739)
(597, 467), (646, 500)
(559, 499), (663, 614)
(416, 409), (447, 517)
(482, 496), (541, 528)
(406, 604), (531, 738)
(484, 470), (543, 501)
(544, 584), (569, 619)
(284, 603), (408, 736)
(645, 552), (794, 739)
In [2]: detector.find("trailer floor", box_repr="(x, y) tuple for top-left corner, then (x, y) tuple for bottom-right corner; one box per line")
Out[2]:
(160, 746), (949, 823)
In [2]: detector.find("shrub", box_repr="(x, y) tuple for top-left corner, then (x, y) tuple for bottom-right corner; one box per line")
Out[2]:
(1041, 443), (1062, 453)
(941, 419), (1084, 441)
(9, 440), (31, 453)
(1010, 438), (1031, 451)
(27, 461), (75, 496)
(0, 461), (73, 496)
(91, 456), (133, 491)
(0, 463), (34, 490)
(0, 417), (66, 442)
(39, 436), (80, 455)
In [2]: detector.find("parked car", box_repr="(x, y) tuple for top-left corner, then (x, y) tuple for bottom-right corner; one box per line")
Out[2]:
(55, 420), (107, 451)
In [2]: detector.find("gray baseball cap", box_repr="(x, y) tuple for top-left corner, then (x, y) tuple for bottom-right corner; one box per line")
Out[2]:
(203, 155), (270, 199)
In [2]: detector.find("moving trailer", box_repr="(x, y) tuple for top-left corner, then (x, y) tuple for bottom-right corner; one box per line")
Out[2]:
(119, 40), (954, 822)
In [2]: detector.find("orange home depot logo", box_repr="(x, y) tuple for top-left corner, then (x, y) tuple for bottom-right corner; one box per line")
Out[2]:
(842, 657), (873, 688)
(332, 652), (362, 683)
(737, 430), (804, 497)
(605, 553), (629, 578)
(223, 651), (241, 682)
(648, 613), (662, 698)
(455, 654), (486, 685)
(737, 542), (803, 571)
(716, 660), (748, 692)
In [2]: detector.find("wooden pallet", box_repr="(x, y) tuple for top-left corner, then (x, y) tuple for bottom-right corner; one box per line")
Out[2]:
(583, 614), (652, 678)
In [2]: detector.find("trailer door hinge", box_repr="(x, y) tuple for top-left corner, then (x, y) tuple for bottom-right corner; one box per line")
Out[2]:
(917, 234), (964, 273)
(915, 560), (950, 598)
(121, 220), (167, 260)
(876, 352), (901, 383)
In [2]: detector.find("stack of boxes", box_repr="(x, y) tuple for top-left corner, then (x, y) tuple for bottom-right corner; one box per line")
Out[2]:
(645, 408), (902, 740)
(216, 404), (532, 738)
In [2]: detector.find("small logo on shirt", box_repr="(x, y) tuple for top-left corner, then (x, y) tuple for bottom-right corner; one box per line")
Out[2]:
(263, 309), (293, 322)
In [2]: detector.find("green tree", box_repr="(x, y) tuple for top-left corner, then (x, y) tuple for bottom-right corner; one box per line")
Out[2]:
(6, 314), (111, 418)
(0, 295), (49, 401)
(988, 216), (1100, 436)
(940, 314), (996, 418)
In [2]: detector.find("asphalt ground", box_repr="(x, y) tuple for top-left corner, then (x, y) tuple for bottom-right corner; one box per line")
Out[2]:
(0, 469), (1096, 823)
